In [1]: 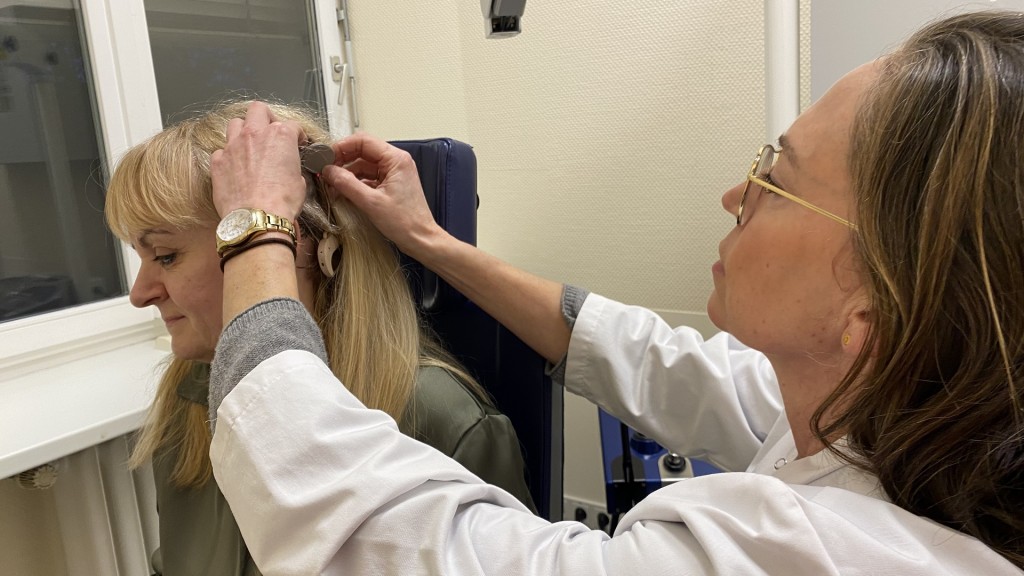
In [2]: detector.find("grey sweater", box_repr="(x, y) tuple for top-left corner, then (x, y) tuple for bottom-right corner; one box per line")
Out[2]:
(208, 286), (590, 421)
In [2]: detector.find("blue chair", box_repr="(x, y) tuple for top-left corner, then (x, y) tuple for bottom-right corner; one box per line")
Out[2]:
(599, 410), (721, 532)
(389, 138), (564, 521)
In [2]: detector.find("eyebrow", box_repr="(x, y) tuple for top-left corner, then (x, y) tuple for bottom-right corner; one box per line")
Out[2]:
(136, 228), (173, 249)
(777, 133), (799, 170)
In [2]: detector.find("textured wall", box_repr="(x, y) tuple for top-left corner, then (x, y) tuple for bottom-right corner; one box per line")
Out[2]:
(346, 0), (767, 503)
(0, 480), (67, 575)
(801, 0), (813, 112)
(347, 0), (762, 308)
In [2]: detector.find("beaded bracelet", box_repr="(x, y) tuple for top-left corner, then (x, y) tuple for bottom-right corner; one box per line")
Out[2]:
(219, 236), (297, 271)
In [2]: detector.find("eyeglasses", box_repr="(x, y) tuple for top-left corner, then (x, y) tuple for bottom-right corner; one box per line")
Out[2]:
(737, 144), (857, 230)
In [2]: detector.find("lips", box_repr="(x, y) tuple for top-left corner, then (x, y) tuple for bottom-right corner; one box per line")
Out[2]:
(163, 315), (184, 326)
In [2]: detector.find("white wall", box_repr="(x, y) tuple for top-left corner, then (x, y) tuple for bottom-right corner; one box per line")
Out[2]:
(810, 0), (1024, 100)
(346, 0), (770, 504)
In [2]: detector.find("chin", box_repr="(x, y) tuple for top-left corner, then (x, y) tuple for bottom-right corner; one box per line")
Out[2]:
(170, 342), (215, 364)
(706, 294), (726, 332)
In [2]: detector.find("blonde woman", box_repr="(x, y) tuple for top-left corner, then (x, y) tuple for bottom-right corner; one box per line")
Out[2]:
(105, 102), (534, 575)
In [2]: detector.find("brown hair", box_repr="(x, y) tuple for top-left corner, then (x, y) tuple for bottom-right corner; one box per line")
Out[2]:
(816, 11), (1024, 567)
(106, 101), (486, 488)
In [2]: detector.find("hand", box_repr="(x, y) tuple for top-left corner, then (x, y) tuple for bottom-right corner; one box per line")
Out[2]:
(210, 101), (308, 222)
(322, 132), (447, 260)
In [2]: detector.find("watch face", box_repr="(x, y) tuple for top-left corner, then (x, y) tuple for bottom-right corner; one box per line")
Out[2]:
(217, 209), (254, 243)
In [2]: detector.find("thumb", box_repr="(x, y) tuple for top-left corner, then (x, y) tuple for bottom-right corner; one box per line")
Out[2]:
(322, 165), (377, 210)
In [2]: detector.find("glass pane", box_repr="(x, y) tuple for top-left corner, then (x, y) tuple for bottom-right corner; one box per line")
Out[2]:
(144, 0), (326, 125)
(0, 1), (125, 323)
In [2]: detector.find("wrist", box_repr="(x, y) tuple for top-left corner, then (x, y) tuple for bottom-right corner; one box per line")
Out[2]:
(220, 232), (301, 325)
(405, 221), (453, 264)
(215, 181), (305, 222)
(219, 232), (296, 271)
(216, 208), (297, 256)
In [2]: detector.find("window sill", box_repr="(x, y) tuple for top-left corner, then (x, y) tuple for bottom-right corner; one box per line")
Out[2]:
(0, 337), (169, 479)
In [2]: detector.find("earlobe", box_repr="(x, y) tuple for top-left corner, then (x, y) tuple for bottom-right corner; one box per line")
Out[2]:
(317, 234), (342, 278)
(841, 306), (873, 356)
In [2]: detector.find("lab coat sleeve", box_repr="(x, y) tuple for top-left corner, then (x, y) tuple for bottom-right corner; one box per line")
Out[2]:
(211, 350), (602, 575)
(210, 351), (1009, 575)
(564, 293), (782, 472)
(208, 297), (328, 429)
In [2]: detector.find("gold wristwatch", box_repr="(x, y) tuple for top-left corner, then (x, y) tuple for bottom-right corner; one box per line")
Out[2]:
(215, 208), (296, 255)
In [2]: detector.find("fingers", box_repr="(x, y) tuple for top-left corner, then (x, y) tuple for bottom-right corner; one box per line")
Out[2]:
(322, 164), (377, 207)
(331, 132), (396, 166)
(231, 102), (306, 146)
(320, 134), (438, 256)
(332, 133), (418, 193)
(211, 101), (311, 221)
(244, 101), (274, 127)
(343, 158), (380, 181)
(226, 118), (244, 143)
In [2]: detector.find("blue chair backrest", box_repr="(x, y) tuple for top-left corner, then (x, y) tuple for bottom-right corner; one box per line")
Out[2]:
(389, 138), (564, 521)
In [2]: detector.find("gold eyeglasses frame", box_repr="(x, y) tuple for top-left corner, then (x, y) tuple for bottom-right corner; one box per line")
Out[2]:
(738, 144), (858, 230)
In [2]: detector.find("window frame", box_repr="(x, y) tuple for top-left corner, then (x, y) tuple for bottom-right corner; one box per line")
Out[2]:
(0, 0), (348, 479)
(0, 0), (348, 377)
(0, 0), (165, 378)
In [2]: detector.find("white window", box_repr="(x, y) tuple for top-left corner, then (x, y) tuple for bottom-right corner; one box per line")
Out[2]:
(146, 0), (328, 124)
(2, 1), (348, 572)
(1, 0), (347, 479)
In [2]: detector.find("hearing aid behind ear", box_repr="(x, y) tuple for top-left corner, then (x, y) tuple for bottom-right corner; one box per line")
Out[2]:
(301, 143), (342, 277)
(317, 233), (341, 278)
(315, 199), (342, 279)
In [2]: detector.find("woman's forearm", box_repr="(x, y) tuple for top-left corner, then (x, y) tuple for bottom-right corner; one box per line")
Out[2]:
(414, 230), (571, 365)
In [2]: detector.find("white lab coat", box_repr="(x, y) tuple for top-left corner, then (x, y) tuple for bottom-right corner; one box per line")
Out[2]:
(211, 294), (1020, 575)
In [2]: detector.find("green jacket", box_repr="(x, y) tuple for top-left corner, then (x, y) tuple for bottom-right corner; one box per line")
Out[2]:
(152, 364), (535, 575)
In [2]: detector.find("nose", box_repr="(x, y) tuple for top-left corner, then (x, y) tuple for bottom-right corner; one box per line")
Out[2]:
(722, 181), (744, 220)
(129, 263), (166, 308)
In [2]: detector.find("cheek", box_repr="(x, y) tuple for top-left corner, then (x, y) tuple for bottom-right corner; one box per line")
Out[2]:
(719, 233), (816, 338)
(726, 258), (774, 320)
(179, 257), (225, 334)
(197, 277), (225, 332)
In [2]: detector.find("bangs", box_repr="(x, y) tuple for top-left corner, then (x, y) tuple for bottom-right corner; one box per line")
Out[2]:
(104, 125), (219, 241)
(105, 99), (332, 243)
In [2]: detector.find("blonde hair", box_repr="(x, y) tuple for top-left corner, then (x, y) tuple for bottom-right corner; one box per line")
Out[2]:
(106, 101), (487, 488)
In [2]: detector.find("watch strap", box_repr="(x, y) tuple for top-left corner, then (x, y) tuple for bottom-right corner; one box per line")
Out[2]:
(216, 209), (296, 255)
(219, 236), (297, 271)
(262, 211), (296, 238)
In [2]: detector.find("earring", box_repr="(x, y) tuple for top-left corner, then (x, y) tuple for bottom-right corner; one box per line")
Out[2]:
(317, 234), (341, 278)
(842, 333), (851, 346)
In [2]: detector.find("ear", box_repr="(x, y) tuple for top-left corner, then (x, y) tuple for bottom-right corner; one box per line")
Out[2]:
(840, 291), (873, 358)
(293, 223), (318, 273)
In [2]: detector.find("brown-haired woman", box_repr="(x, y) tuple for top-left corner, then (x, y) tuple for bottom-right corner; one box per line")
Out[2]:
(204, 10), (1024, 576)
